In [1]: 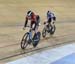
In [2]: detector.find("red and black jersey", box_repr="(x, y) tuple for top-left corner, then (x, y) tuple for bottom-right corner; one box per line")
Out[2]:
(24, 12), (38, 27)
(26, 12), (36, 22)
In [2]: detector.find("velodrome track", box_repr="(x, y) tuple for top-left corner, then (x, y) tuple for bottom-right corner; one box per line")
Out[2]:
(0, 0), (75, 63)
(0, 23), (75, 63)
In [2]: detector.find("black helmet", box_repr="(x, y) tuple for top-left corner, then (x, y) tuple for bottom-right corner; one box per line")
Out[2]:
(47, 11), (49, 13)
(27, 10), (32, 16)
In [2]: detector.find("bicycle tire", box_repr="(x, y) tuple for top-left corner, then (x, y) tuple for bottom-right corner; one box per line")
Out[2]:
(21, 33), (29, 49)
(42, 28), (46, 38)
(50, 25), (56, 35)
(33, 32), (41, 47)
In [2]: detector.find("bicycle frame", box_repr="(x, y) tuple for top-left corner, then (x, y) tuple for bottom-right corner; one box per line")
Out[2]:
(26, 26), (36, 42)
(21, 25), (41, 49)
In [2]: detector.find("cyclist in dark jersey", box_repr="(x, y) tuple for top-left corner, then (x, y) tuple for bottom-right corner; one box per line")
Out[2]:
(23, 10), (40, 33)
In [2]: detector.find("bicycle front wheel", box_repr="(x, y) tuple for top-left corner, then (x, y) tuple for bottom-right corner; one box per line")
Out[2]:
(21, 33), (29, 49)
(42, 27), (46, 38)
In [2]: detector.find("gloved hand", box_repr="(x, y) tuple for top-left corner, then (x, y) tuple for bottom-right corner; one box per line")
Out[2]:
(39, 23), (41, 26)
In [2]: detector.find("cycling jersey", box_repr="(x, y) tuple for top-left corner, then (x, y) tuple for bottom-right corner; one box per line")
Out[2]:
(47, 11), (56, 23)
(24, 12), (40, 30)
(26, 12), (36, 22)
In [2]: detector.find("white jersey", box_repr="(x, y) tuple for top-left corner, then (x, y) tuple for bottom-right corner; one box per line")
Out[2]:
(51, 12), (55, 18)
(47, 12), (55, 19)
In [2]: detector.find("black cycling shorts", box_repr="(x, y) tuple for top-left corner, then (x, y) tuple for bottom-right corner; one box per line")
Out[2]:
(48, 18), (52, 24)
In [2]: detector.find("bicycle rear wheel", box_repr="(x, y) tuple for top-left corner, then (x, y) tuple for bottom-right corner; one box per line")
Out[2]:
(33, 32), (41, 47)
(21, 33), (29, 49)
(50, 25), (56, 35)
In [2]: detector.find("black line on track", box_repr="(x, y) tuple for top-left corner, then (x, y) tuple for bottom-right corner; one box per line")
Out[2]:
(0, 39), (75, 61)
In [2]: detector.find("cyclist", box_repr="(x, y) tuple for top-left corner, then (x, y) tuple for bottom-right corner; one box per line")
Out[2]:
(23, 10), (40, 41)
(46, 11), (56, 30)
